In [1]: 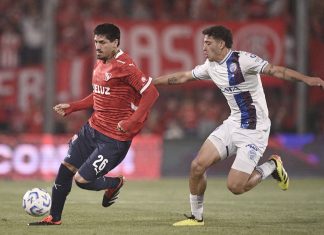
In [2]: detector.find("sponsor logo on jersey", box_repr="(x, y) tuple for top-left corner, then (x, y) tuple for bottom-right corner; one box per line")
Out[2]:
(104, 72), (112, 81)
(93, 84), (111, 95)
(229, 63), (237, 73)
(141, 76), (147, 83)
(221, 86), (241, 94)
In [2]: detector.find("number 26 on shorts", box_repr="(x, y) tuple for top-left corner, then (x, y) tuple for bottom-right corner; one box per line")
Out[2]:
(92, 155), (108, 175)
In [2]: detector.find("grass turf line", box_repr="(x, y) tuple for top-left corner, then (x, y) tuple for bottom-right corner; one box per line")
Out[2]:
(0, 178), (323, 235)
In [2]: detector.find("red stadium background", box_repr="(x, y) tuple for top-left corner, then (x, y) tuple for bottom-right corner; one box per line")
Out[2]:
(0, 20), (285, 114)
(0, 19), (323, 179)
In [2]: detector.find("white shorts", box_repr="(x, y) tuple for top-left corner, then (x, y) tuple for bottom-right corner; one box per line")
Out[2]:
(207, 119), (270, 174)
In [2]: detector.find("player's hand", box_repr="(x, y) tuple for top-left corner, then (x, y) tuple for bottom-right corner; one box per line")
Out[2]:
(117, 120), (143, 134)
(53, 103), (71, 116)
(117, 121), (127, 133)
(305, 77), (324, 89)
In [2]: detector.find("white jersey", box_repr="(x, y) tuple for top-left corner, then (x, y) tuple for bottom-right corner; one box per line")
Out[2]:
(192, 50), (270, 130)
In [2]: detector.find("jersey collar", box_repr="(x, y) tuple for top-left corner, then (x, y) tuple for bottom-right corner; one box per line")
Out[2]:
(219, 49), (233, 65)
(115, 49), (124, 59)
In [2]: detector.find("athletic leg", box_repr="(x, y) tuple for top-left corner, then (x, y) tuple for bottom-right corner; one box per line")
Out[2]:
(73, 133), (131, 207)
(227, 126), (275, 194)
(173, 122), (234, 226)
(47, 124), (94, 222)
(190, 139), (221, 195)
(173, 139), (222, 226)
(28, 161), (77, 226)
(227, 159), (277, 194)
(190, 140), (221, 219)
(50, 162), (77, 221)
(74, 173), (122, 190)
(74, 137), (131, 190)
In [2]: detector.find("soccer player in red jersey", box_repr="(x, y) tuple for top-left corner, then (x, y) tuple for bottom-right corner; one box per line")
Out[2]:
(28, 23), (159, 226)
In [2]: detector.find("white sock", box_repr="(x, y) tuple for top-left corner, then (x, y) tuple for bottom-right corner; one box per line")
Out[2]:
(190, 194), (204, 220)
(256, 160), (276, 180)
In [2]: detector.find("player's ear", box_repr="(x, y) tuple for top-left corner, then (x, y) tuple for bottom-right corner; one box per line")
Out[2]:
(114, 39), (119, 47)
(219, 40), (226, 49)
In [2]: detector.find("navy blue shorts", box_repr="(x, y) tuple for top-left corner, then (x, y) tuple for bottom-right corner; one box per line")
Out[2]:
(64, 122), (131, 181)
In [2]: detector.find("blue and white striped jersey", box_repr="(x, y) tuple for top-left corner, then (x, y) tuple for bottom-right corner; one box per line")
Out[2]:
(192, 50), (270, 130)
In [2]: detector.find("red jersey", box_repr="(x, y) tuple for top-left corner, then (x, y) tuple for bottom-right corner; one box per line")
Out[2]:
(89, 50), (152, 141)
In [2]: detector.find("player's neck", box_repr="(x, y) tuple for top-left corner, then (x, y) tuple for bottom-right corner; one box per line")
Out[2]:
(214, 48), (230, 63)
(103, 49), (120, 64)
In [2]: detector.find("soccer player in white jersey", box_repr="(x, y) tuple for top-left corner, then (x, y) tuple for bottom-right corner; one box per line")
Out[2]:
(153, 25), (324, 226)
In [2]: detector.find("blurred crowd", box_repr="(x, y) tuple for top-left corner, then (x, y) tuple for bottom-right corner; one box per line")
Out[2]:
(0, 0), (293, 67)
(0, 0), (323, 138)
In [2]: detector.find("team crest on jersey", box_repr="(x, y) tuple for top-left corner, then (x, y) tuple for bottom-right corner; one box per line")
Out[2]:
(229, 63), (237, 73)
(104, 72), (112, 81)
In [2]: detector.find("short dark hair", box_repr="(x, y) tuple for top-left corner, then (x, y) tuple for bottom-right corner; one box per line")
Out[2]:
(202, 26), (233, 48)
(94, 23), (120, 46)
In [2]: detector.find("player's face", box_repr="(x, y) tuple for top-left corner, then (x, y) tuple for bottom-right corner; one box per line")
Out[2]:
(203, 35), (226, 62)
(94, 34), (118, 62)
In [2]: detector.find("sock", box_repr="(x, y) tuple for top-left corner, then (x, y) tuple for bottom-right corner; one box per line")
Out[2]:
(255, 160), (276, 180)
(190, 194), (204, 220)
(75, 176), (121, 191)
(50, 164), (74, 221)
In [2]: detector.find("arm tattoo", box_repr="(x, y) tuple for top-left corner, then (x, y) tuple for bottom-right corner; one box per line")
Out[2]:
(268, 65), (275, 76)
(168, 77), (178, 85)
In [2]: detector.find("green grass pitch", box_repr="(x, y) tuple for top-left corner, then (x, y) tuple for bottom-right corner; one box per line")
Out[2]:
(0, 178), (323, 235)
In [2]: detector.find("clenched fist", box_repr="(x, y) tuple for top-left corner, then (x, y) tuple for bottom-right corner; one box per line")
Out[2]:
(53, 103), (71, 116)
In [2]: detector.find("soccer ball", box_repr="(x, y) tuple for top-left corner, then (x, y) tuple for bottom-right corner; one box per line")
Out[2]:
(22, 188), (51, 217)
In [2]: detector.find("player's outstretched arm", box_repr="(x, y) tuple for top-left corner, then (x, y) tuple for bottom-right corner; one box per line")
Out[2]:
(117, 84), (159, 134)
(262, 64), (324, 89)
(53, 93), (94, 117)
(153, 71), (194, 85)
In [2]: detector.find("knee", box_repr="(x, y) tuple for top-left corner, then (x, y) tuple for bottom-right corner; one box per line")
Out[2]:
(227, 182), (245, 195)
(62, 161), (78, 174)
(74, 172), (88, 185)
(75, 179), (88, 190)
(74, 175), (94, 190)
(190, 159), (206, 177)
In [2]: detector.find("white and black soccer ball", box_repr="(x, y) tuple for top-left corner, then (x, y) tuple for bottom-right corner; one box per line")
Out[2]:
(22, 188), (51, 217)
